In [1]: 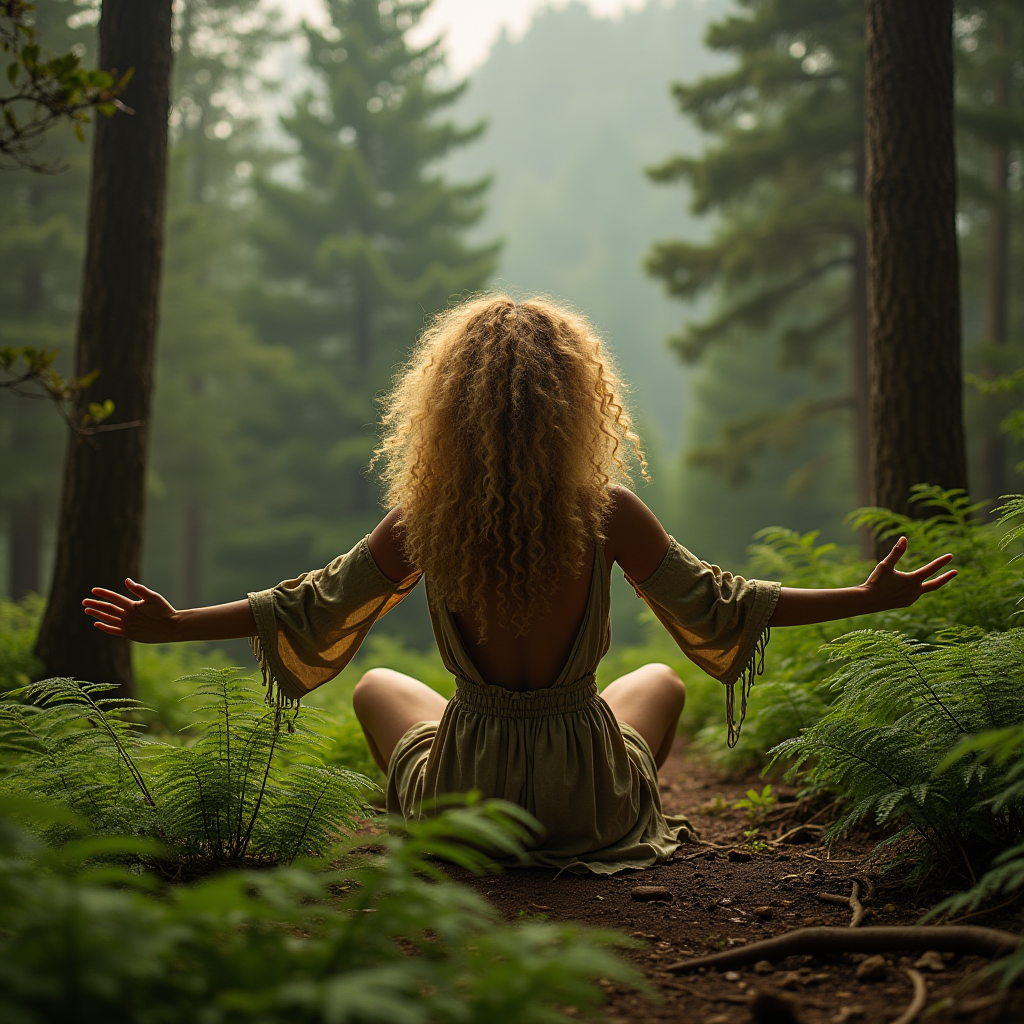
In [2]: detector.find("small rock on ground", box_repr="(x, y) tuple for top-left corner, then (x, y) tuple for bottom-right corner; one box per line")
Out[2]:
(630, 885), (673, 902)
(855, 955), (888, 981)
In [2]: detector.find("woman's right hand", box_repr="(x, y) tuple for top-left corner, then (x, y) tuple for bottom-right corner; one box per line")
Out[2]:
(82, 579), (181, 643)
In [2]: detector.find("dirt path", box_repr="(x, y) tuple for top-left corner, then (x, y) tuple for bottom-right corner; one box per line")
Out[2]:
(453, 741), (1024, 1024)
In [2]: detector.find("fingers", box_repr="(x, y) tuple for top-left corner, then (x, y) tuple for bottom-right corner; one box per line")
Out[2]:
(910, 553), (954, 579)
(920, 569), (957, 593)
(86, 587), (134, 609)
(124, 577), (160, 601)
(91, 620), (125, 636)
(83, 605), (124, 627)
(880, 536), (907, 568)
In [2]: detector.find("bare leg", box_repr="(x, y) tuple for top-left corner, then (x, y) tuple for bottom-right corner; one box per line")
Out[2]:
(601, 662), (686, 769)
(352, 667), (449, 773)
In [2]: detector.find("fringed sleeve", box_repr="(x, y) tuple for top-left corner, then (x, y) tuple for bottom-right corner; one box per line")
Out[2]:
(626, 537), (780, 747)
(247, 535), (422, 707)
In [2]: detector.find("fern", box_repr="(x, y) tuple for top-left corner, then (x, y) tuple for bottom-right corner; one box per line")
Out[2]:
(0, 669), (374, 869)
(0, 795), (641, 1023)
(0, 679), (158, 843)
(848, 485), (1024, 635)
(771, 628), (1024, 880)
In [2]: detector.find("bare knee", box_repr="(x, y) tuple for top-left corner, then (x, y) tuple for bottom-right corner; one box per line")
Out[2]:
(352, 668), (390, 718)
(648, 663), (686, 710)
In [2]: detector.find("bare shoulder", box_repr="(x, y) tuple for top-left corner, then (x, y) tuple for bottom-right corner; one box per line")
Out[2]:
(604, 485), (671, 583)
(367, 507), (415, 583)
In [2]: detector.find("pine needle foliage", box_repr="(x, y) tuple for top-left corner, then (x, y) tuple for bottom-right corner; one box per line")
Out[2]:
(0, 668), (373, 869)
(0, 795), (641, 1024)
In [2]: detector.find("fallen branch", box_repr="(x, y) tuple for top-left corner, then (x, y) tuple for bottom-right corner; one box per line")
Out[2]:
(664, 925), (1020, 974)
(891, 968), (926, 1024)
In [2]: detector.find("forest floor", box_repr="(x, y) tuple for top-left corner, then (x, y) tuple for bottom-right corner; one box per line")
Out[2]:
(442, 740), (1024, 1024)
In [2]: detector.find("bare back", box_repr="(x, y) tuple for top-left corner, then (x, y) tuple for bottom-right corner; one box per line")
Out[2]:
(367, 486), (672, 692)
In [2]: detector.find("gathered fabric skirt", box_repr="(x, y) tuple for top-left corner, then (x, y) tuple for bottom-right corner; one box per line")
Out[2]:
(385, 671), (695, 875)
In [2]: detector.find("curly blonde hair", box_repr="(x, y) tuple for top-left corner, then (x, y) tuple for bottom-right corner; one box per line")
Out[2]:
(374, 294), (647, 639)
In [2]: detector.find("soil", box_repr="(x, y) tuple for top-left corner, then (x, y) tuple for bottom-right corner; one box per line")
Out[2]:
(443, 740), (1024, 1024)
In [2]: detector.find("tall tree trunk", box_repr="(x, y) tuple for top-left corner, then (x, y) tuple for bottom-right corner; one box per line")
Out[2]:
(36, 0), (174, 692)
(979, 15), (1011, 504)
(849, 56), (870, 519)
(864, 0), (967, 532)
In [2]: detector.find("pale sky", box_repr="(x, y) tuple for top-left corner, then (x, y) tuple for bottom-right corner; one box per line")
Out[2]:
(287, 0), (700, 76)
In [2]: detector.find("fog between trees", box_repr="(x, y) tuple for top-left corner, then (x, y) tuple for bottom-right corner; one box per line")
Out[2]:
(2, 0), (1022, 661)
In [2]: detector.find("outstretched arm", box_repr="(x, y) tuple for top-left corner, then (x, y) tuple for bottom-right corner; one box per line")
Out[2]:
(767, 536), (956, 627)
(82, 579), (256, 643)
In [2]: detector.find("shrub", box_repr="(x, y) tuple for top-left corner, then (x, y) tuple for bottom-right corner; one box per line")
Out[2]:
(768, 495), (1024, 882)
(0, 670), (373, 869)
(0, 593), (44, 693)
(0, 795), (641, 1024)
(772, 628), (1024, 880)
(691, 487), (1024, 768)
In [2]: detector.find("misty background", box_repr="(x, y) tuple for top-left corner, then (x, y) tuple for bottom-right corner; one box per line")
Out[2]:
(2, 0), (1017, 658)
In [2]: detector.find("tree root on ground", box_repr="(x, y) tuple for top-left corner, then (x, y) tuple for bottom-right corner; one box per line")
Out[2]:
(816, 874), (875, 927)
(664, 925), (1020, 974)
(891, 968), (927, 1024)
(661, 981), (748, 1005)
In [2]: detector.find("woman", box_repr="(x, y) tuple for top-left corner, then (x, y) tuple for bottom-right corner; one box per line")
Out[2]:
(83, 295), (956, 874)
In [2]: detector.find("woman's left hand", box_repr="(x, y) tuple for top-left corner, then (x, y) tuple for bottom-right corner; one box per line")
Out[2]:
(862, 536), (957, 611)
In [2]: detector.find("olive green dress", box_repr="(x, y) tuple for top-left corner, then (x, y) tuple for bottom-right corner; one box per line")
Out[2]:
(248, 534), (779, 875)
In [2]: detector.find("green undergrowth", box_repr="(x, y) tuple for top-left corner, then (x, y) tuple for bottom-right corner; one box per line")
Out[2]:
(764, 494), (1024, 988)
(0, 593), (44, 693)
(0, 670), (373, 870)
(603, 489), (1024, 988)
(0, 599), (442, 784)
(608, 487), (1024, 771)
(0, 794), (640, 1024)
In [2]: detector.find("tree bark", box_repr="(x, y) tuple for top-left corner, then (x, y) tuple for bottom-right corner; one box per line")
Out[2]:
(864, 0), (967, 529)
(978, 14), (1011, 503)
(35, 0), (174, 691)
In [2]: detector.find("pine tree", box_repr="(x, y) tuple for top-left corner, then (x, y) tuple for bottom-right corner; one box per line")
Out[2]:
(645, 0), (870, 507)
(240, 0), (497, 583)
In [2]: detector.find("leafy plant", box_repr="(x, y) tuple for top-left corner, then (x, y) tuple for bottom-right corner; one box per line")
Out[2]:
(772, 627), (1024, 881)
(1, 0), (130, 171)
(847, 486), (1024, 636)
(686, 488), (1024, 768)
(742, 828), (769, 854)
(0, 795), (641, 1023)
(734, 784), (776, 823)
(0, 593), (42, 694)
(0, 669), (373, 869)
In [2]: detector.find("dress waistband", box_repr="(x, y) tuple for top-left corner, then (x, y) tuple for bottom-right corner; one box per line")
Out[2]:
(452, 673), (599, 718)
